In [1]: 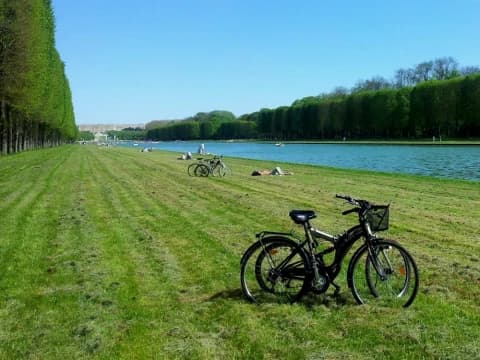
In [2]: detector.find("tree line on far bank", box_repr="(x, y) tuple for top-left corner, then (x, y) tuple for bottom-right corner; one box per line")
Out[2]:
(145, 57), (480, 141)
(146, 111), (256, 141)
(250, 74), (480, 140)
(0, 0), (76, 155)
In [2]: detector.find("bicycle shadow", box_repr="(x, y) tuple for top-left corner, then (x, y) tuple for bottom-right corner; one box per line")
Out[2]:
(207, 288), (245, 302)
(207, 288), (354, 308)
(300, 292), (354, 309)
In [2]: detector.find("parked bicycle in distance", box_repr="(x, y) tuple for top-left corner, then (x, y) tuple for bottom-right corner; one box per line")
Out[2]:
(240, 194), (419, 307)
(187, 155), (231, 177)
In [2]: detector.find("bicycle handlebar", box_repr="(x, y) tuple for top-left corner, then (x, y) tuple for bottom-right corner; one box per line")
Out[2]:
(335, 194), (372, 212)
(342, 208), (358, 216)
(335, 194), (356, 204)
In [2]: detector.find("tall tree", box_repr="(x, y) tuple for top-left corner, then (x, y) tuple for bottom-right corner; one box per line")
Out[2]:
(394, 68), (417, 88)
(433, 57), (459, 80)
(352, 76), (391, 93)
(414, 61), (434, 82)
(460, 66), (480, 76)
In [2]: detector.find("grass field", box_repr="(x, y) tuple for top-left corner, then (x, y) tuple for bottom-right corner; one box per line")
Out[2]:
(0, 145), (479, 359)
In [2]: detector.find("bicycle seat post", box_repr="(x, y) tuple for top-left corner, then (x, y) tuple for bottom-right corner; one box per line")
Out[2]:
(288, 210), (325, 289)
(303, 220), (315, 244)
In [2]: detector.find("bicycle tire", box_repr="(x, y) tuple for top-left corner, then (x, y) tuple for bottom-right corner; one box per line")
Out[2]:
(213, 164), (226, 177)
(348, 240), (419, 307)
(194, 163), (210, 177)
(187, 163), (197, 176)
(240, 236), (310, 304)
(222, 165), (232, 176)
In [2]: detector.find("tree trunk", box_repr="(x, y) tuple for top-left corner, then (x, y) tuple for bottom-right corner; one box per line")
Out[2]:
(0, 100), (6, 155)
(14, 114), (21, 153)
(7, 106), (13, 154)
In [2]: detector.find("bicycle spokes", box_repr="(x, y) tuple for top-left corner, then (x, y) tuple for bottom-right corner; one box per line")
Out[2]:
(349, 240), (419, 307)
(240, 238), (309, 304)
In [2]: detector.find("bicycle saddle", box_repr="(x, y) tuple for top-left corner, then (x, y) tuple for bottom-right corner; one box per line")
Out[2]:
(289, 210), (316, 224)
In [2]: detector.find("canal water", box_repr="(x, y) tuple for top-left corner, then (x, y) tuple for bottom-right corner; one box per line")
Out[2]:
(124, 141), (480, 181)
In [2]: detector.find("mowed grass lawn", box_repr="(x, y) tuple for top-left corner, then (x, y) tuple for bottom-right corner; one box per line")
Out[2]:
(0, 145), (479, 359)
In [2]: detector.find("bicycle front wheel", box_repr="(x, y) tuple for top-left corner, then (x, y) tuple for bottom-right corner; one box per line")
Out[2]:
(240, 237), (310, 304)
(222, 165), (232, 176)
(348, 240), (419, 308)
(213, 164), (226, 177)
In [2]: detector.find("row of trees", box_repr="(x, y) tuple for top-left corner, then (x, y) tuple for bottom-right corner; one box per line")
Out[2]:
(146, 73), (479, 141)
(0, 0), (76, 155)
(107, 128), (146, 141)
(248, 74), (480, 140)
(145, 57), (479, 141)
(146, 110), (256, 140)
(146, 119), (257, 140)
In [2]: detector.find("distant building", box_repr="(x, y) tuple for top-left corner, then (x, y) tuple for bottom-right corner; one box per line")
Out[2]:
(78, 123), (145, 133)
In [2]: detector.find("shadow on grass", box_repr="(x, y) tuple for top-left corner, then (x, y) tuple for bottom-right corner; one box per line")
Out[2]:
(207, 288), (245, 302)
(207, 288), (354, 309)
(300, 292), (354, 309)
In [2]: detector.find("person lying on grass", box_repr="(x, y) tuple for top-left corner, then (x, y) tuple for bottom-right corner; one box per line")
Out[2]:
(251, 167), (293, 176)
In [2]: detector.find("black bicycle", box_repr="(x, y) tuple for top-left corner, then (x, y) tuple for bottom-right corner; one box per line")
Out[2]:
(240, 194), (419, 307)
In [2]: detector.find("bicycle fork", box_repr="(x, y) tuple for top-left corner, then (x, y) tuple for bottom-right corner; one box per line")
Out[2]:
(367, 244), (390, 280)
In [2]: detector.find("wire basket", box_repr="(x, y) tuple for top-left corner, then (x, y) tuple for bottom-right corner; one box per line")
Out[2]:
(367, 205), (390, 232)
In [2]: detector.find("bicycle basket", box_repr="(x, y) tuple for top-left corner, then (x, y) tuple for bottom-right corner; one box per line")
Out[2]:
(366, 205), (389, 232)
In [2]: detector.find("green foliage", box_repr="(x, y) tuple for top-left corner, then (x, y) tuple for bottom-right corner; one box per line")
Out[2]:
(106, 129), (146, 141)
(147, 121), (200, 140)
(145, 120), (175, 130)
(188, 110), (235, 127)
(206, 110), (236, 122)
(0, 0), (76, 154)
(244, 58), (480, 141)
(147, 110), (247, 140)
(248, 75), (480, 140)
(215, 121), (257, 139)
(457, 74), (480, 136)
(77, 131), (94, 141)
(199, 121), (214, 139)
(392, 88), (411, 137)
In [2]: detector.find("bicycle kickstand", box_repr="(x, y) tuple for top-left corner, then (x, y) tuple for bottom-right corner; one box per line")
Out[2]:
(332, 281), (341, 296)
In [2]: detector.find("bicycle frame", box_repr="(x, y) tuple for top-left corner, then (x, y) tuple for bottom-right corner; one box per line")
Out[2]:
(319, 225), (365, 279)
(255, 212), (377, 293)
(306, 222), (367, 287)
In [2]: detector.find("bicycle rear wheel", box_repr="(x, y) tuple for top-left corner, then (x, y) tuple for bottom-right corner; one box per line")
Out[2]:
(348, 240), (419, 307)
(194, 163), (210, 177)
(187, 163), (197, 176)
(240, 237), (310, 304)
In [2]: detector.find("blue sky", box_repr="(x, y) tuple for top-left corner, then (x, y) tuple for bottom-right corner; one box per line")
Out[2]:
(53, 0), (480, 125)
